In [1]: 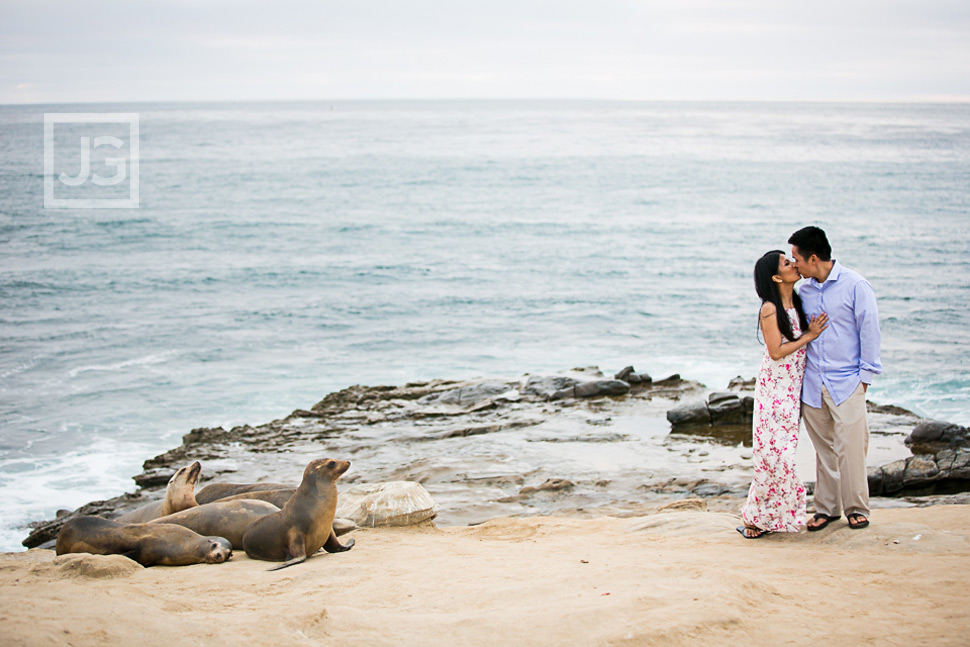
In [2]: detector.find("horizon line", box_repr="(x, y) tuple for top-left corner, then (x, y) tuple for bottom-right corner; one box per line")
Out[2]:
(4, 96), (970, 108)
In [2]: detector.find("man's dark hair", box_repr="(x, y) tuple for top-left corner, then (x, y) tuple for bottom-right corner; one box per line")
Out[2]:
(788, 226), (832, 262)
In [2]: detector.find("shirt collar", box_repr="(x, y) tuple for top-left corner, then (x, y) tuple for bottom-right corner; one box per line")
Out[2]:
(810, 259), (842, 288)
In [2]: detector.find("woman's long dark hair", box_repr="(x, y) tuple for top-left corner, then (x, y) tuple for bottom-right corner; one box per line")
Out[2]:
(754, 250), (808, 343)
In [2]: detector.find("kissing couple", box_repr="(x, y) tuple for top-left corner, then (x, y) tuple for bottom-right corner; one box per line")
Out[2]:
(738, 226), (882, 539)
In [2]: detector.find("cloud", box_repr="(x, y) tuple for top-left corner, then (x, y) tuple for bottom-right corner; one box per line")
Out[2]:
(1, 0), (968, 103)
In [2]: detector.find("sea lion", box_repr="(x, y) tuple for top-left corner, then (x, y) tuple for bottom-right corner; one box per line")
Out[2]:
(56, 516), (232, 567)
(149, 500), (281, 549)
(215, 488), (297, 508)
(195, 482), (293, 505)
(207, 490), (357, 537)
(242, 458), (354, 570)
(116, 461), (202, 523)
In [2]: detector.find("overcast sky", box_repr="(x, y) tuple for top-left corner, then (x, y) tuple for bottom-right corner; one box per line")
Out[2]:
(2, 0), (969, 104)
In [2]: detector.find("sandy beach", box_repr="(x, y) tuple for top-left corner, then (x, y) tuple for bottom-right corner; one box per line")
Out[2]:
(3, 505), (968, 647)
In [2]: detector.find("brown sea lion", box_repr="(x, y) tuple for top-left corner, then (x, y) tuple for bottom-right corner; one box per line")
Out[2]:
(215, 488), (297, 508)
(195, 481), (292, 505)
(206, 490), (357, 537)
(149, 500), (281, 549)
(115, 461), (202, 523)
(56, 516), (232, 567)
(242, 458), (354, 570)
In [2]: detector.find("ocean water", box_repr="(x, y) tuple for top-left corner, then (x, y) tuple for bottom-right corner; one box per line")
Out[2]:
(1, 100), (968, 551)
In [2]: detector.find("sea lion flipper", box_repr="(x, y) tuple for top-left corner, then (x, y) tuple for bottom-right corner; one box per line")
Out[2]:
(323, 530), (354, 553)
(267, 555), (306, 571)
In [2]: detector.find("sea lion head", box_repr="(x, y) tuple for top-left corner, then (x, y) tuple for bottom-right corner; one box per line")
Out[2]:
(164, 461), (203, 512)
(203, 536), (233, 564)
(302, 458), (351, 487)
(168, 461), (202, 490)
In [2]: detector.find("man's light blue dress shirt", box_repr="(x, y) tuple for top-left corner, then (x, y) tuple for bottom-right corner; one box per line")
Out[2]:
(797, 261), (882, 408)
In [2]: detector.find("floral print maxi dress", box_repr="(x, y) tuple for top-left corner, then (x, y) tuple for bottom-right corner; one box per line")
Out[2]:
(740, 307), (808, 532)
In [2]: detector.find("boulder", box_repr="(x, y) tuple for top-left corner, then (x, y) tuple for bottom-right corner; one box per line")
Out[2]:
(614, 366), (653, 384)
(727, 376), (756, 391)
(938, 447), (970, 479)
(707, 391), (737, 405)
(522, 375), (580, 399)
(878, 459), (909, 495)
(741, 395), (755, 415)
(666, 401), (711, 427)
(867, 465), (885, 496)
(550, 380), (631, 400)
(336, 481), (439, 527)
(707, 392), (747, 426)
(666, 386), (758, 432)
(905, 420), (970, 455)
(868, 448), (970, 496)
(904, 456), (941, 484)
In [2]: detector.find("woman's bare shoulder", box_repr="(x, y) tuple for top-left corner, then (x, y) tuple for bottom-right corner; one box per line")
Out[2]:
(760, 302), (776, 318)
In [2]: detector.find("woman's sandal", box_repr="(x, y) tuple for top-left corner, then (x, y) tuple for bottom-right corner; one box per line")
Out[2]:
(806, 513), (840, 531)
(736, 525), (770, 539)
(847, 513), (870, 529)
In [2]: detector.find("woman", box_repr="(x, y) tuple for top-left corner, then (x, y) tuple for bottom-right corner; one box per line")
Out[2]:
(737, 251), (828, 539)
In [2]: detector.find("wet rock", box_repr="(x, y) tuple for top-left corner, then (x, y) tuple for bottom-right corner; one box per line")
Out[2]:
(21, 365), (933, 547)
(133, 469), (179, 489)
(869, 448), (970, 496)
(550, 380), (630, 401)
(665, 401), (711, 427)
(727, 376), (756, 391)
(707, 392), (747, 426)
(867, 466), (885, 496)
(419, 381), (514, 407)
(741, 395), (754, 415)
(667, 387), (755, 437)
(614, 366), (652, 384)
(519, 478), (574, 495)
(942, 448), (970, 479)
(867, 402), (918, 416)
(336, 481), (439, 527)
(648, 477), (709, 494)
(310, 380), (463, 413)
(21, 494), (145, 549)
(290, 409), (326, 418)
(498, 478), (575, 503)
(707, 391), (736, 405)
(905, 456), (941, 484)
(690, 483), (735, 497)
(522, 375), (579, 399)
(905, 420), (970, 455)
(881, 459), (909, 495)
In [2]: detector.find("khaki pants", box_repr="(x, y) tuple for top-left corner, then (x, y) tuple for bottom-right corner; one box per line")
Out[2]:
(802, 383), (870, 518)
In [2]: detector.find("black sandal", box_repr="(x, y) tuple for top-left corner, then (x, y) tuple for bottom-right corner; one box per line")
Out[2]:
(806, 513), (840, 532)
(847, 514), (869, 530)
(736, 525), (770, 539)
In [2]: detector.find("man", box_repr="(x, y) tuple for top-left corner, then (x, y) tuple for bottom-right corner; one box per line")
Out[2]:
(789, 226), (881, 531)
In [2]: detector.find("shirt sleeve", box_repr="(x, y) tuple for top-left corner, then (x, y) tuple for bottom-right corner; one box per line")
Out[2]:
(854, 280), (882, 382)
